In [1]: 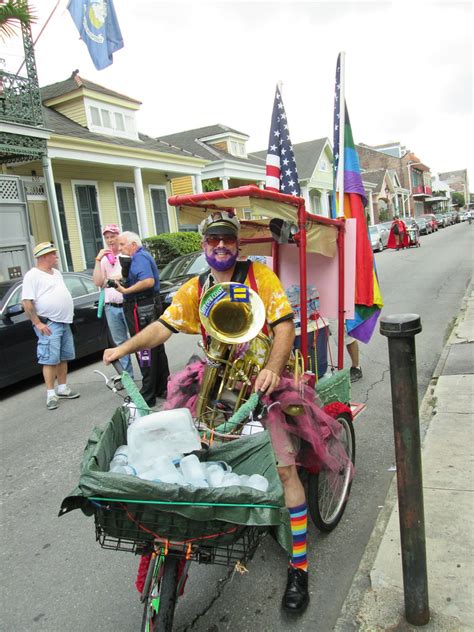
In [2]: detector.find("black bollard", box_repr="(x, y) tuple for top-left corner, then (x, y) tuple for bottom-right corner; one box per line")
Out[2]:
(380, 314), (430, 626)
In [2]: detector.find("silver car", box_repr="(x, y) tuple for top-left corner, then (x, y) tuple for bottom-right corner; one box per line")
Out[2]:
(369, 224), (390, 252)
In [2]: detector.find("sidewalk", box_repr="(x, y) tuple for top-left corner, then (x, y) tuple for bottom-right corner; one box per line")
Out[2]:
(336, 286), (473, 631)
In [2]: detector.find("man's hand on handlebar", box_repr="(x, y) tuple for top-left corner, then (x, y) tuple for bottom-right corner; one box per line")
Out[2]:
(103, 347), (122, 365)
(255, 368), (280, 396)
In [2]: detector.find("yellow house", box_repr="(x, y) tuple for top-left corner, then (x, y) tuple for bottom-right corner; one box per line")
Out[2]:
(6, 72), (209, 271)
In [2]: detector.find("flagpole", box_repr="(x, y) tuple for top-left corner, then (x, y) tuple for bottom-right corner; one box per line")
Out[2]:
(337, 52), (346, 218)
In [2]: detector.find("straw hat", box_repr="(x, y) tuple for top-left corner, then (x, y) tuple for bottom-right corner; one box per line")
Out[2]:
(33, 242), (57, 258)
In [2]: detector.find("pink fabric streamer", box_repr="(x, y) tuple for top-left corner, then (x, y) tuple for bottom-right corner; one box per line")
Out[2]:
(164, 359), (353, 478)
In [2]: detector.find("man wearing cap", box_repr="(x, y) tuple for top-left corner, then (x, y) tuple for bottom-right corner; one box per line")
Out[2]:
(113, 231), (170, 407)
(103, 214), (311, 613)
(93, 224), (134, 377)
(21, 243), (80, 410)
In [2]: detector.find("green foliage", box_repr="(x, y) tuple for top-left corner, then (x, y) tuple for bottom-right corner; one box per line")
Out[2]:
(451, 191), (465, 207)
(378, 208), (390, 222)
(202, 179), (221, 192)
(143, 232), (202, 266)
(0, 0), (36, 41)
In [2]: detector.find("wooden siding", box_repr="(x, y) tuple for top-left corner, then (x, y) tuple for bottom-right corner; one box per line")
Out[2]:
(171, 176), (194, 196)
(210, 141), (228, 152)
(53, 100), (87, 127)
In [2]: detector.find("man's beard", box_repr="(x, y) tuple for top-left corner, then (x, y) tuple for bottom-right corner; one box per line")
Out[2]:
(205, 248), (238, 271)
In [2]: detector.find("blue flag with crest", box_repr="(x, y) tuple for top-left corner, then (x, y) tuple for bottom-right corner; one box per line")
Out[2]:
(67, 0), (124, 70)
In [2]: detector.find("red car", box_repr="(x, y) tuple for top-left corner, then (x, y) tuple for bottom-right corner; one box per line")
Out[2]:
(420, 214), (439, 232)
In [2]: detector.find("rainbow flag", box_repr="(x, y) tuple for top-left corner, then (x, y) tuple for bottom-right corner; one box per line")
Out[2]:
(333, 54), (383, 343)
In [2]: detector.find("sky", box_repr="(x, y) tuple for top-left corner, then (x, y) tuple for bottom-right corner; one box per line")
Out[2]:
(2, 0), (473, 185)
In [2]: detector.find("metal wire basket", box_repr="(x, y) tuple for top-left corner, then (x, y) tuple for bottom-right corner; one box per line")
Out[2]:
(91, 498), (267, 566)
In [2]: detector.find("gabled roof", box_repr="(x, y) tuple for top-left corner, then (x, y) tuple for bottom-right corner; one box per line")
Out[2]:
(41, 72), (142, 104)
(157, 124), (257, 164)
(42, 106), (206, 159)
(250, 138), (330, 180)
(360, 169), (386, 191)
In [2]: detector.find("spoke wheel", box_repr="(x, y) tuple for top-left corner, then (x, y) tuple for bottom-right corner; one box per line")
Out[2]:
(141, 555), (180, 632)
(307, 412), (355, 532)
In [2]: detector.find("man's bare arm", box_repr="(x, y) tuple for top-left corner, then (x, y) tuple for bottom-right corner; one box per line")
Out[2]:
(254, 319), (295, 395)
(22, 299), (51, 335)
(103, 319), (172, 364)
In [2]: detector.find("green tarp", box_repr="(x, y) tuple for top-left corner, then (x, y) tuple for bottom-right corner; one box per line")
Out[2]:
(60, 408), (292, 554)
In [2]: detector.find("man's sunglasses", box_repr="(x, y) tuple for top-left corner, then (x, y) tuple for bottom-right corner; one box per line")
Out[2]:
(205, 235), (237, 247)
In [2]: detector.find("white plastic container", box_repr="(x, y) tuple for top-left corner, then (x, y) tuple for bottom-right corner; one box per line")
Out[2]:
(179, 454), (206, 483)
(127, 408), (201, 472)
(247, 474), (269, 492)
(137, 456), (184, 484)
(113, 445), (129, 464)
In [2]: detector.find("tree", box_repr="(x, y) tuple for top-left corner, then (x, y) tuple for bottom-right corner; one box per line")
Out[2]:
(0, 0), (36, 41)
(451, 191), (465, 207)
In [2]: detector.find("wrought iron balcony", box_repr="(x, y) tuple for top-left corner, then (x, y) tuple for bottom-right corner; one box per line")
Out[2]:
(0, 70), (44, 127)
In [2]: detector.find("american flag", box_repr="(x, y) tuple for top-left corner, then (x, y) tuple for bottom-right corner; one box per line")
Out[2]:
(265, 85), (300, 196)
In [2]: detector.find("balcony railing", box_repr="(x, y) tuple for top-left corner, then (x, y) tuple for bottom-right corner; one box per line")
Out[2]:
(412, 185), (432, 196)
(0, 70), (44, 127)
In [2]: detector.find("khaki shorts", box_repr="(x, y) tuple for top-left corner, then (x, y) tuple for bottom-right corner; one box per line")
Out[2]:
(328, 319), (355, 346)
(267, 419), (301, 467)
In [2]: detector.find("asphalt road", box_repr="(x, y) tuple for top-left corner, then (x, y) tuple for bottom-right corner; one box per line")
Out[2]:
(1, 222), (472, 632)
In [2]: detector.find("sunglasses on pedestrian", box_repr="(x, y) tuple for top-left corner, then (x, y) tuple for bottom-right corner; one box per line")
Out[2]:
(205, 235), (238, 247)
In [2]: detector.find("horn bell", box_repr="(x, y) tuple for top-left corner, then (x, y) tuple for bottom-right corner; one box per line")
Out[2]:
(199, 282), (265, 344)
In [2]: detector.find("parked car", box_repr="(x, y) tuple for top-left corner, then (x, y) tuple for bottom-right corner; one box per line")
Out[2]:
(416, 217), (431, 235)
(435, 213), (447, 228)
(369, 224), (389, 252)
(159, 251), (209, 308)
(0, 272), (109, 388)
(420, 214), (438, 232)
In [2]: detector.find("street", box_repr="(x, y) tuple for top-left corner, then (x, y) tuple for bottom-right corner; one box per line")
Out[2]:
(1, 222), (472, 632)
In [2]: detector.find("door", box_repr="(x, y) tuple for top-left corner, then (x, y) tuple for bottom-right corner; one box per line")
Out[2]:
(75, 185), (102, 269)
(150, 188), (170, 234)
(116, 186), (139, 233)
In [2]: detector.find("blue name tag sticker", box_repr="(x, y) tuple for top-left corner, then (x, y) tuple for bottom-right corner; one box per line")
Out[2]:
(230, 284), (250, 303)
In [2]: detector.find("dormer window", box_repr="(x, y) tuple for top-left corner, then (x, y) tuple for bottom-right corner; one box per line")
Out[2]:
(85, 97), (138, 140)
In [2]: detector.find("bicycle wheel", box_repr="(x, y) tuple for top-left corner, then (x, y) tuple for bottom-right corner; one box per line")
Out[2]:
(141, 555), (180, 632)
(307, 412), (355, 532)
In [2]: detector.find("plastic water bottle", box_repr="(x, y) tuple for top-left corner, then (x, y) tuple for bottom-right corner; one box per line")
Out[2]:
(109, 463), (136, 476)
(219, 473), (241, 487)
(179, 454), (206, 484)
(206, 464), (225, 487)
(247, 474), (269, 492)
(238, 474), (250, 486)
(138, 456), (183, 484)
(113, 445), (128, 464)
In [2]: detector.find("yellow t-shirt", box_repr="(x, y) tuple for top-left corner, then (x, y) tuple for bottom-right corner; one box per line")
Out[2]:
(160, 261), (293, 334)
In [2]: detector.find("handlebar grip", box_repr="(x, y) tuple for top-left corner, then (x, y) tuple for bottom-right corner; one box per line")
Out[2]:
(112, 360), (123, 376)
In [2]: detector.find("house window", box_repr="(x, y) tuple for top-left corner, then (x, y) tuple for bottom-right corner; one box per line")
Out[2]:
(320, 159), (328, 172)
(150, 188), (170, 234)
(116, 186), (139, 233)
(243, 208), (252, 220)
(114, 112), (125, 131)
(90, 106), (101, 126)
(101, 109), (112, 128)
(86, 99), (138, 140)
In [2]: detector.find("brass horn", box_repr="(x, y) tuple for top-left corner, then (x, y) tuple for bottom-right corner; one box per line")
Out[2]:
(195, 282), (270, 427)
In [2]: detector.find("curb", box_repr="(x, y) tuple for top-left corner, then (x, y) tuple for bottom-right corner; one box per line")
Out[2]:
(334, 283), (473, 631)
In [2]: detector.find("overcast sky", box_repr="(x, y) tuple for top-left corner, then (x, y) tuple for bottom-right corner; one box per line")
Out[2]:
(3, 0), (473, 184)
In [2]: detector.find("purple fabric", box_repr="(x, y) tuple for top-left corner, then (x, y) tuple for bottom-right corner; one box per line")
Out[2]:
(347, 309), (380, 343)
(344, 169), (367, 202)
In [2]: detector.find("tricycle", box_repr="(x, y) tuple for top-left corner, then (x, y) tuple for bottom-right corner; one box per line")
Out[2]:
(60, 185), (362, 630)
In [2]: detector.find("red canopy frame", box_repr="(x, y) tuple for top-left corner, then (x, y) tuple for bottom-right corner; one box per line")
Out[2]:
(168, 185), (347, 372)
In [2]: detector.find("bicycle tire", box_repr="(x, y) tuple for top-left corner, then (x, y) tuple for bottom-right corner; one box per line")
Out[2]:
(307, 412), (355, 532)
(141, 555), (180, 632)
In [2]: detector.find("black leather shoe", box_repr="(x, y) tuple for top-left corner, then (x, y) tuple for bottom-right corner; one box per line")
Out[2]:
(282, 567), (309, 613)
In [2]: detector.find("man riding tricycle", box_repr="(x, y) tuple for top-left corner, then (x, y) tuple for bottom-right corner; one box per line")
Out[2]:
(61, 186), (358, 630)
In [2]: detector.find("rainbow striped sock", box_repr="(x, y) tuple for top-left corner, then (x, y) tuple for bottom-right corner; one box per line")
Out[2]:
(289, 502), (308, 571)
